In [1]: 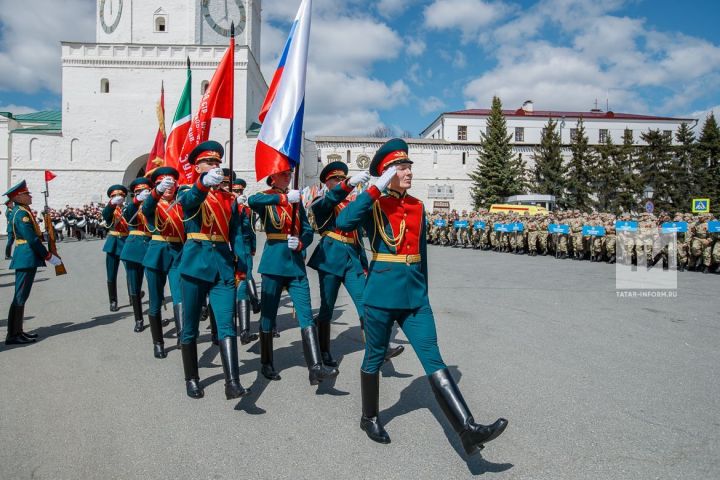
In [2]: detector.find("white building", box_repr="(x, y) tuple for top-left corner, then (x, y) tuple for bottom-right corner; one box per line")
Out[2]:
(311, 101), (696, 212)
(1, 0), (284, 232)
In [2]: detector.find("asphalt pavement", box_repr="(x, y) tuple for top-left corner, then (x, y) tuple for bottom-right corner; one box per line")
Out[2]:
(1, 237), (719, 479)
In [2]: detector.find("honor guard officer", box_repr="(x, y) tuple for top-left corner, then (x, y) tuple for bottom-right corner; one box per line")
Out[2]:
(102, 185), (129, 312)
(248, 170), (339, 385)
(142, 167), (185, 359)
(4, 181), (63, 345)
(307, 161), (404, 367)
(121, 178), (153, 333)
(232, 178), (260, 345)
(336, 139), (508, 453)
(177, 141), (249, 401)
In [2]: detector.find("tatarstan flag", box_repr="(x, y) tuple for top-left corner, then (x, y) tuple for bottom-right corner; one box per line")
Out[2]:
(166, 62), (193, 184)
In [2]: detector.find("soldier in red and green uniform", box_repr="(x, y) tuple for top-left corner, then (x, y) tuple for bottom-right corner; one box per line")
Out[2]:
(4, 180), (63, 345)
(101, 184), (129, 312)
(142, 167), (185, 359)
(336, 138), (507, 454)
(120, 177), (153, 333)
(177, 141), (250, 401)
(248, 170), (339, 386)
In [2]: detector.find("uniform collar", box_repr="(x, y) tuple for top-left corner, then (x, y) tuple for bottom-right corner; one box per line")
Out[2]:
(386, 188), (406, 199)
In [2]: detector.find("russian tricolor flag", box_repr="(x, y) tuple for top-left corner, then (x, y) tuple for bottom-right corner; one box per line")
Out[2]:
(255, 0), (312, 181)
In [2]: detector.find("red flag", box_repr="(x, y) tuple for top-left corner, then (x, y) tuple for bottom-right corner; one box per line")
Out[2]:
(145, 83), (166, 175)
(44, 170), (57, 182)
(177, 39), (235, 184)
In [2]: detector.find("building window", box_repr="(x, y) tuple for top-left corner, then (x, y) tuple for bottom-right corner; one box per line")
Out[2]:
(155, 16), (167, 32)
(346, 150), (351, 164)
(599, 129), (608, 143)
(570, 128), (578, 142)
(433, 151), (438, 166)
(625, 129), (633, 141)
(100, 78), (110, 93)
(71, 138), (79, 163)
(428, 184), (455, 199)
(663, 130), (672, 139)
(485, 126), (490, 137)
(458, 125), (467, 141)
(462, 152), (466, 165)
(110, 140), (119, 163)
(515, 127), (524, 142)
(201, 81), (209, 95)
(327, 154), (341, 163)
(29, 138), (38, 161)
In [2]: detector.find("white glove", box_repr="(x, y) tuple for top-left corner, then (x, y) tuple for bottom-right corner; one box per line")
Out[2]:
(287, 190), (301, 204)
(47, 254), (63, 266)
(287, 236), (300, 250)
(348, 171), (371, 187)
(135, 189), (151, 202)
(202, 168), (224, 187)
(236, 194), (247, 205)
(157, 177), (175, 193)
(110, 195), (124, 206)
(375, 166), (397, 191)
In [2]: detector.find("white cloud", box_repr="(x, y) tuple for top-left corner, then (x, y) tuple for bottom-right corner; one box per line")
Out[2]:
(377, 0), (413, 18)
(0, 0), (95, 93)
(419, 96), (446, 115)
(0, 104), (37, 115)
(424, 0), (512, 40)
(406, 38), (426, 57)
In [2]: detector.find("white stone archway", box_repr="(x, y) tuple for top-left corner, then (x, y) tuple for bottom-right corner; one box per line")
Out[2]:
(122, 154), (149, 186)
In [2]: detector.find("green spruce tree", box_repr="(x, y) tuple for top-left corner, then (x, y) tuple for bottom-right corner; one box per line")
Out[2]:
(639, 129), (674, 212)
(615, 129), (642, 213)
(593, 134), (621, 212)
(532, 118), (566, 205)
(696, 112), (720, 214)
(469, 96), (525, 208)
(671, 123), (696, 212)
(565, 118), (595, 211)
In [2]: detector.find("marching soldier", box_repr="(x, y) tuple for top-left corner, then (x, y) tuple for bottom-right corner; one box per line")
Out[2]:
(232, 177), (260, 345)
(121, 178), (153, 333)
(248, 168), (340, 385)
(4, 181), (63, 345)
(336, 139), (507, 453)
(101, 185), (129, 312)
(176, 141), (250, 400)
(142, 167), (185, 359)
(307, 161), (404, 367)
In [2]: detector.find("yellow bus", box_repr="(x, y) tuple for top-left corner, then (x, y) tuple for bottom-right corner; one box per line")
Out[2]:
(489, 204), (549, 215)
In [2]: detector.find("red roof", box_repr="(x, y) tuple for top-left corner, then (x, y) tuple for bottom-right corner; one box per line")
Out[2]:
(445, 109), (694, 122)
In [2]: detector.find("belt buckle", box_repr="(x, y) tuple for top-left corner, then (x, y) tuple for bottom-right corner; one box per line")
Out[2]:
(405, 255), (410, 266)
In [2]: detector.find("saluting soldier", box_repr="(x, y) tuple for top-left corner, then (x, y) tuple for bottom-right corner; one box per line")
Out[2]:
(177, 141), (250, 400)
(4, 181), (63, 345)
(232, 177), (260, 345)
(121, 178), (153, 333)
(101, 185), (129, 312)
(336, 139), (507, 454)
(142, 167), (185, 359)
(248, 169), (339, 385)
(307, 161), (403, 367)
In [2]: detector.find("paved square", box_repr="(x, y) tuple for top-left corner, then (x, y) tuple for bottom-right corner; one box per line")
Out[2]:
(1, 238), (719, 479)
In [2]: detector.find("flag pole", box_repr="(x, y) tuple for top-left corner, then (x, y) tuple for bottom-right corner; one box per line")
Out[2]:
(229, 23), (235, 179)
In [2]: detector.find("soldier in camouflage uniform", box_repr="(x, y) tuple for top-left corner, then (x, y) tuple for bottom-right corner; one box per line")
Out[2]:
(605, 217), (616, 264)
(570, 212), (585, 260)
(526, 215), (539, 256)
(690, 215), (710, 272)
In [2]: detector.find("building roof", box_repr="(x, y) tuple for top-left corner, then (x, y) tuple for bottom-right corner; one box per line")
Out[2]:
(445, 108), (695, 122)
(13, 111), (62, 122)
(312, 136), (482, 146)
(8, 110), (62, 134)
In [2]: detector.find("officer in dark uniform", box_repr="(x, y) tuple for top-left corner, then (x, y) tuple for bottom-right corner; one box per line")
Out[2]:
(177, 141), (249, 401)
(248, 170), (339, 385)
(336, 139), (508, 454)
(232, 178), (260, 345)
(142, 167), (185, 359)
(4, 181), (63, 345)
(101, 185), (129, 312)
(4, 199), (13, 259)
(307, 161), (403, 366)
(121, 178), (153, 333)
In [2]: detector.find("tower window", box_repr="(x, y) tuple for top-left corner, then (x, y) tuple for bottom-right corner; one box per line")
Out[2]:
(201, 81), (209, 95)
(101, 78), (110, 93)
(155, 16), (167, 32)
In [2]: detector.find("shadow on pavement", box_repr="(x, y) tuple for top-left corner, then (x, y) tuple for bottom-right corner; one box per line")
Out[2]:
(380, 365), (514, 476)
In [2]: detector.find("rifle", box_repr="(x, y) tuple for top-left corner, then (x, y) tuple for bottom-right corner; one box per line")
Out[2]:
(42, 202), (67, 276)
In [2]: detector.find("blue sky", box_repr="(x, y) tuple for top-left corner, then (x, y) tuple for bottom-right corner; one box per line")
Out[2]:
(1, 0), (719, 136)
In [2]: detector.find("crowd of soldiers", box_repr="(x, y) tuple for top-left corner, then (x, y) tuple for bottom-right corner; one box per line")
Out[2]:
(427, 210), (720, 273)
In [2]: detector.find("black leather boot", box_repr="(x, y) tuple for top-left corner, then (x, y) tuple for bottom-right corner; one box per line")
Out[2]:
(318, 320), (338, 367)
(238, 300), (258, 345)
(130, 294), (144, 332)
(219, 336), (250, 399)
(207, 305), (219, 346)
(260, 331), (281, 380)
(181, 341), (204, 399)
(107, 282), (119, 312)
(248, 279), (261, 314)
(173, 303), (183, 346)
(301, 325), (339, 385)
(148, 314), (166, 359)
(360, 370), (390, 444)
(6, 305), (31, 345)
(429, 368), (508, 455)
(383, 344), (404, 363)
(15, 305), (38, 340)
